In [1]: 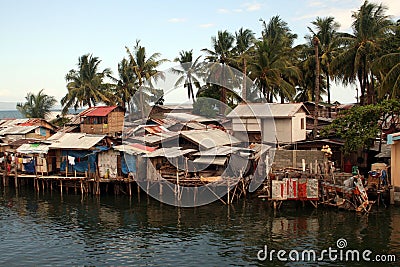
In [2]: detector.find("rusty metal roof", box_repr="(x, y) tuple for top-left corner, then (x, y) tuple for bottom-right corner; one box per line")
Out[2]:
(114, 143), (156, 155)
(81, 106), (118, 117)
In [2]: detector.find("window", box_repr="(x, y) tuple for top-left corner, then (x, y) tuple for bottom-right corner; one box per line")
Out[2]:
(300, 118), (305, 130)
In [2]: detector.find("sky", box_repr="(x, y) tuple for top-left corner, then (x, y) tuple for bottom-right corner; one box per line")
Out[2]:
(1, 0), (399, 108)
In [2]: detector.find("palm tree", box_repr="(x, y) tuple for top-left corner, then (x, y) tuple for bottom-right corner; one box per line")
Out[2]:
(373, 52), (400, 98)
(172, 50), (203, 103)
(109, 58), (138, 113)
(250, 16), (300, 103)
(313, 36), (320, 138)
(202, 30), (235, 114)
(17, 89), (57, 119)
(308, 17), (341, 117)
(332, 1), (393, 105)
(125, 40), (168, 119)
(61, 54), (114, 114)
(234, 28), (255, 101)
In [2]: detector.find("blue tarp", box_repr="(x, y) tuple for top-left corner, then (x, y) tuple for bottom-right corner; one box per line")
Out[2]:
(121, 153), (136, 174)
(23, 159), (35, 174)
(60, 150), (97, 173)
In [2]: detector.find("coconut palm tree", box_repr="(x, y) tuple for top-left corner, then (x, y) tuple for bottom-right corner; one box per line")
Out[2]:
(125, 40), (168, 119)
(307, 16), (341, 117)
(172, 50), (203, 103)
(202, 30), (235, 114)
(61, 54), (115, 114)
(109, 58), (138, 112)
(250, 16), (300, 103)
(373, 52), (400, 98)
(332, 1), (393, 105)
(234, 28), (255, 101)
(17, 89), (57, 119)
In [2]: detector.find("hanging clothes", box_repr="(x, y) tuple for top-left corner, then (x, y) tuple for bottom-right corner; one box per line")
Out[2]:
(68, 156), (75, 166)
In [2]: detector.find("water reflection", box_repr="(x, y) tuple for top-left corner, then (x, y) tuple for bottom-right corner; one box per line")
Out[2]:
(0, 187), (399, 266)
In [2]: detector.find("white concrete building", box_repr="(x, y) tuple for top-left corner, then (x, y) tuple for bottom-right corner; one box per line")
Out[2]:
(227, 103), (309, 144)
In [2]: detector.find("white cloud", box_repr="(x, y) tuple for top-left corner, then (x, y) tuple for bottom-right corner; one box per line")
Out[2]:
(243, 2), (262, 11)
(233, 9), (243, 13)
(308, 1), (324, 7)
(168, 18), (186, 23)
(217, 8), (230, 14)
(199, 23), (214, 28)
(382, 1), (400, 19)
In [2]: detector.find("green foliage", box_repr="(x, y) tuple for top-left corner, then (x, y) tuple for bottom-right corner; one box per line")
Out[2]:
(192, 97), (218, 118)
(51, 116), (71, 127)
(321, 99), (400, 154)
(17, 89), (57, 119)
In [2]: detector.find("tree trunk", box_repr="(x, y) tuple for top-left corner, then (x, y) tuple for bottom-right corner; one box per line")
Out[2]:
(313, 36), (320, 139)
(325, 69), (331, 118)
(220, 64), (226, 115)
(242, 57), (247, 102)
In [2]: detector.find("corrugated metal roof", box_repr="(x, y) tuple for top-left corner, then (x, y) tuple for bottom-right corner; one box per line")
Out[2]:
(49, 133), (105, 149)
(16, 143), (50, 154)
(0, 119), (29, 128)
(127, 132), (179, 145)
(193, 146), (250, 156)
(114, 143), (156, 155)
(0, 125), (38, 135)
(144, 147), (196, 158)
(227, 103), (309, 118)
(181, 129), (241, 149)
(185, 122), (206, 130)
(193, 156), (227, 166)
(165, 112), (216, 122)
(81, 106), (118, 117)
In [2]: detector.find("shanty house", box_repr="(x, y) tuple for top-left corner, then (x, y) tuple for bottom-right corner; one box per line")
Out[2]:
(47, 132), (109, 176)
(80, 106), (124, 136)
(387, 132), (400, 205)
(227, 103), (309, 144)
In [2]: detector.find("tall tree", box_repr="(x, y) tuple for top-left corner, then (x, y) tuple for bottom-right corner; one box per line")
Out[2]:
(234, 28), (255, 101)
(250, 16), (300, 103)
(313, 36), (320, 139)
(125, 40), (168, 119)
(308, 16), (341, 117)
(202, 30), (235, 114)
(172, 50), (203, 103)
(109, 58), (138, 112)
(17, 89), (57, 119)
(61, 54), (114, 114)
(332, 1), (393, 105)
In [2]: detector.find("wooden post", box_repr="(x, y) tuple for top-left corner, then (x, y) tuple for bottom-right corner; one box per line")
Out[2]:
(14, 162), (18, 190)
(227, 179), (230, 204)
(60, 179), (63, 195)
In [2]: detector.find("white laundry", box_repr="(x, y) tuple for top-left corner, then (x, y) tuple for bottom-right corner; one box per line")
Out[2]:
(68, 156), (75, 165)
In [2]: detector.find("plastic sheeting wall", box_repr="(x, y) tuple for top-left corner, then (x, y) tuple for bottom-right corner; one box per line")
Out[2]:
(98, 150), (119, 178)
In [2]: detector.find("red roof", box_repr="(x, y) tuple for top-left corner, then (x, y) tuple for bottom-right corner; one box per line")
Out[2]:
(81, 106), (118, 117)
(130, 143), (157, 152)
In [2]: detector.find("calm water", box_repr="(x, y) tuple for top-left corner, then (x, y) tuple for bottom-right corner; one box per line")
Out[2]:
(0, 187), (399, 266)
